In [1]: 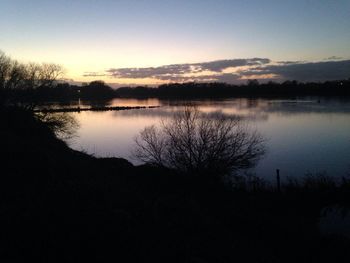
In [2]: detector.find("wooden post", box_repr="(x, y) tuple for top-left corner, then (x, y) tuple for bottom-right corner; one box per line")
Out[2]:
(276, 169), (281, 192)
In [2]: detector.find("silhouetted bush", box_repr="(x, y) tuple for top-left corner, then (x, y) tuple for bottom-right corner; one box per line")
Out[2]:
(134, 106), (265, 179)
(35, 112), (79, 139)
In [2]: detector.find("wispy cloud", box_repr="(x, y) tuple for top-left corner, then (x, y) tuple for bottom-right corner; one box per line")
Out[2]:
(324, 56), (343, 60)
(83, 72), (107, 77)
(83, 58), (350, 84)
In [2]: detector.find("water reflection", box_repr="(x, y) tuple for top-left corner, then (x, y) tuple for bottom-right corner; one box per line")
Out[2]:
(64, 97), (350, 179)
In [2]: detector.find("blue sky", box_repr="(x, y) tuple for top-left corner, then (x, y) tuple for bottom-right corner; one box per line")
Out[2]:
(0, 0), (349, 84)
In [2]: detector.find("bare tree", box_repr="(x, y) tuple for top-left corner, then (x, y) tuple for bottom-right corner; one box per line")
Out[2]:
(0, 50), (64, 107)
(133, 107), (265, 177)
(0, 51), (77, 138)
(35, 112), (79, 140)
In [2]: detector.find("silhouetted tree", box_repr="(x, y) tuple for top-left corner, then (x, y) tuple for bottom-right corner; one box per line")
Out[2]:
(35, 112), (79, 139)
(79, 80), (114, 98)
(247, 79), (259, 86)
(134, 107), (265, 178)
(0, 50), (63, 107)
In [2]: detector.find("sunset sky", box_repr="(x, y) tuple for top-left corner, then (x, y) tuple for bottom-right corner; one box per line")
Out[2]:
(1, 0), (349, 86)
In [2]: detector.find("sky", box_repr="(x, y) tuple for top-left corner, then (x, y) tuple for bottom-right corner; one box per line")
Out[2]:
(1, 0), (349, 86)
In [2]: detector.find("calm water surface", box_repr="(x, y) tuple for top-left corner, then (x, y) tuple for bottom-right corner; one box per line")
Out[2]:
(65, 98), (350, 180)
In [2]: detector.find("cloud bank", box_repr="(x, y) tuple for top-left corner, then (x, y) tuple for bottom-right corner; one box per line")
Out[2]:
(246, 60), (350, 82)
(83, 58), (350, 84)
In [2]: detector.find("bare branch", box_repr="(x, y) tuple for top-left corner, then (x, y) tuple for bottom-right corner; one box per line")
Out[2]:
(133, 106), (266, 177)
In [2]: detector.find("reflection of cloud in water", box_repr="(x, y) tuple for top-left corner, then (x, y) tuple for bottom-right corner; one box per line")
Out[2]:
(112, 105), (269, 122)
(112, 97), (350, 122)
(158, 98), (350, 115)
(52, 97), (350, 123)
(264, 99), (350, 115)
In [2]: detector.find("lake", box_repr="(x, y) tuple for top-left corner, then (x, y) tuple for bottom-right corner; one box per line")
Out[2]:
(63, 97), (350, 180)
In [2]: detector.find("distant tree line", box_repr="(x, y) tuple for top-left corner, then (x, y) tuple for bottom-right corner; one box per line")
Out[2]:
(8, 78), (350, 103)
(0, 51), (115, 106)
(1, 80), (115, 104)
(116, 79), (350, 98)
(40, 80), (115, 100)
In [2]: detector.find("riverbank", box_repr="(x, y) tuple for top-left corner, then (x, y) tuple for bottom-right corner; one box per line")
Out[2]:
(1, 106), (349, 262)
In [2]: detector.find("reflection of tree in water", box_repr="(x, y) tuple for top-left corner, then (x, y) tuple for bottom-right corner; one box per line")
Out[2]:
(35, 112), (79, 140)
(83, 99), (113, 108)
(37, 99), (114, 109)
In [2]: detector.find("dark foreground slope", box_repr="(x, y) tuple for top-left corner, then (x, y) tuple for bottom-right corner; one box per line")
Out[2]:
(1, 107), (349, 263)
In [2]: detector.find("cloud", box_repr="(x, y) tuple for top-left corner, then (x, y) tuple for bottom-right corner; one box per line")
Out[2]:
(83, 72), (107, 77)
(83, 58), (350, 84)
(276, 60), (304, 65)
(197, 58), (270, 72)
(245, 60), (350, 82)
(324, 56), (343, 61)
(99, 58), (270, 80)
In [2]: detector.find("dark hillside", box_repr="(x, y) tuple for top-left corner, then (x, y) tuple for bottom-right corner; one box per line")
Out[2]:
(1, 107), (349, 262)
